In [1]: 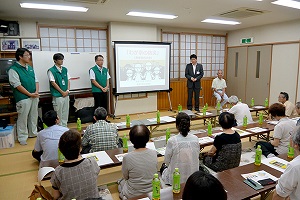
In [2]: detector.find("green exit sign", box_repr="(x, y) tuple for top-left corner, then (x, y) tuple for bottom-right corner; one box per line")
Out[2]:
(240, 37), (254, 44)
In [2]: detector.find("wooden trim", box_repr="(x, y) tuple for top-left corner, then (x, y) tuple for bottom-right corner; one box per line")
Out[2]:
(119, 93), (148, 101)
(268, 44), (274, 103)
(296, 42), (300, 103)
(224, 33), (228, 79)
(228, 40), (300, 48)
(161, 31), (226, 37)
(37, 24), (107, 30)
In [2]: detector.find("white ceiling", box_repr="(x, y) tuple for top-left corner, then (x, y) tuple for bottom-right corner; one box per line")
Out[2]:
(0, 0), (300, 31)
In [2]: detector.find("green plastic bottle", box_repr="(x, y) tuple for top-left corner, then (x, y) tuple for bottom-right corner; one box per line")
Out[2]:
(205, 103), (208, 108)
(259, 113), (263, 125)
(178, 104), (182, 112)
(288, 144), (294, 158)
(207, 122), (212, 136)
(216, 101), (221, 111)
(126, 114), (130, 128)
(77, 118), (81, 132)
(264, 98), (269, 107)
(152, 173), (160, 200)
(166, 128), (171, 144)
(122, 134), (128, 153)
(251, 98), (255, 107)
(157, 110), (160, 123)
(58, 148), (65, 163)
(239, 98), (242, 103)
(243, 115), (247, 127)
(202, 106), (207, 116)
(36, 198), (42, 200)
(173, 168), (180, 194)
(254, 145), (262, 166)
(43, 123), (48, 129)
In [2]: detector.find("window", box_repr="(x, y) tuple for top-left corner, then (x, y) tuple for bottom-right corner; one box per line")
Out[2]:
(38, 25), (107, 53)
(162, 32), (226, 78)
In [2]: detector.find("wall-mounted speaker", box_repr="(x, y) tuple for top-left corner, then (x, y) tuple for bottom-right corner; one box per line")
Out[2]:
(4, 21), (20, 36)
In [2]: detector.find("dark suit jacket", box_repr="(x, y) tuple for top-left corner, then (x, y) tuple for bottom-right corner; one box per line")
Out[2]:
(185, 63), (204, 89)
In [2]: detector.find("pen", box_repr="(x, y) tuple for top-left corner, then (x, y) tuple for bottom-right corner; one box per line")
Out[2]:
(247, 178), (257, 187)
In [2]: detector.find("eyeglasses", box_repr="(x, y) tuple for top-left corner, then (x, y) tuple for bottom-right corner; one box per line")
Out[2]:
(23, 54), (31, 57)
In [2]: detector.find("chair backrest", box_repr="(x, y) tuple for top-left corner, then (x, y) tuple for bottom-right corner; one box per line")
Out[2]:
(215, 142), (242, 171)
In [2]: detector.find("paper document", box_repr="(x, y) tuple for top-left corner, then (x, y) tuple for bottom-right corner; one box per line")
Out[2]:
(232, 128), (252, 136)
(197, 112), (213, 116)
(246, 127), (268, 133)
(198, 137), (214, 145)
(267, 121), (279, 125)
(82, 151), (114, 166)
(180, 110), (195, 116)
(160, 116), (176, 122)
(156, 147), (166, 155)
(252, 106), (266, 109)
(261, 157), (289, 173)
(115, 153), (128, 162)
(38, 167), (55, 182)
(147, 118), (157, 122)
(212, 131), (223, 137)
(241, 170), (278, 183)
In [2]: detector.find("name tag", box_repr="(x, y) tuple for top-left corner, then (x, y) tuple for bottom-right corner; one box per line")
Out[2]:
(62, 79), (65, 85)
(196, 71), (200, 74)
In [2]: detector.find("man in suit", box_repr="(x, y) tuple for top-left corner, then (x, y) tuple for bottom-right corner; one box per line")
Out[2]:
(185, 54), (204, 111)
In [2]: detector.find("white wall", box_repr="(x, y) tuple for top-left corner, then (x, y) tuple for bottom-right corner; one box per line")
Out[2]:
(108, 22), (159, 116)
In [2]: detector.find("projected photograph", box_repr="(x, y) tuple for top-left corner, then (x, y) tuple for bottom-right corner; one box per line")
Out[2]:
(115, 42), (170, 94)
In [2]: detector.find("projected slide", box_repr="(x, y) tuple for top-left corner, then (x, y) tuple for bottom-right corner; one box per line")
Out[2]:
(115, 42), (170, 94)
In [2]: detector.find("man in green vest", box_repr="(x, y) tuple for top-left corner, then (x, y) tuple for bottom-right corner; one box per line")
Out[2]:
(89, 55), (110, 111)
(8, 48), (39, 145)
(47, 53), (70, 127)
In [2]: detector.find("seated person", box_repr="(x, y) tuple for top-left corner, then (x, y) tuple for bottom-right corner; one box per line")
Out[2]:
(203, 112), (242, 172)
(228, 95), (253, 126)
(182, 171), (227, 200)
(212, 70), (228, 109)
(50, 130), (100, 200)
(161, 112), (200, 185)
(256, 103), (296, 158)
(273, 126), (300, 200)
(278, 92), (297, 116)
(118, 125), (157, 199)
(32, 110), (69, 167)
(296, 101), (300, 126)
(82, 107), (119, 153)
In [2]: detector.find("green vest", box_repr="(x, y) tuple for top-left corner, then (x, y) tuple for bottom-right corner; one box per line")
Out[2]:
(90, 65), (107, 93)
(48, 66), (69, 97)
(8, 62), (36, 103)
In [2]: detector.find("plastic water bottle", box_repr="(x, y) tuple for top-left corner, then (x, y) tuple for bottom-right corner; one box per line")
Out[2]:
(288, 144), (294, 158)
(251, 98), (255, 107)
(259, 113), (263, 125)
(239, 98), (242, 103)
(243, 115), (247, 127)
(217, 101), (221, 111)
(152, 173), (160, 200)
(157, 110), (160, 123)
(126, 114), (130, 128)
(43, 123), (48, 129)
(205, 103), (208, 108)
(166, 128), (171, 144)
(202, 106), (207, 116)
(77, 118), (81, 131)
(254, 145), (262, 166)
(178, 104), (182, 112)
(36, 198), (42, 200)
(264, 98), (269, 107)
(58, 148), (65, 163)
(173, 168), (180, 193)
(207, 122), (212, 137)
(122, 134), (128, 153)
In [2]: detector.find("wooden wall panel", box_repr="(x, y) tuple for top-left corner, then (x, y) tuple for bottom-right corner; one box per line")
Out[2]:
(157, 78), (213, 110)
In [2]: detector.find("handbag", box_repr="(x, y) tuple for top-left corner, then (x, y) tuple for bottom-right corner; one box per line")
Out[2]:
(28, 184), (53, 200)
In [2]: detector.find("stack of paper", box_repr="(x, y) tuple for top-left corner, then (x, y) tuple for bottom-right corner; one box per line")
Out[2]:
(267, 121), (279, 125)
(196, 112), (213, 116)
(252, 106), (266, 109)
(115, 153), (127, 162)
(160, 116), (176, 122)
(198, 137), (214, 145)
(232, 128), (252, 136)
(241, 170), (278, 182)
(246, 127), (268, 133)
(81, 151), (114, 166)
(156, 147), (166, 155)
(261, 157), (289, 173)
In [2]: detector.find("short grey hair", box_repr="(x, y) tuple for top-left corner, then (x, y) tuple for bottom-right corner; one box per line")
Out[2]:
(94, 107), (107, 120)
(292, 126), (300, 151)
(296, 102), (300, 109)
(228, 95), (239, 104)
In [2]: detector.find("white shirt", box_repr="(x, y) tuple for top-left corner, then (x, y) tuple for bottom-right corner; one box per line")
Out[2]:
(162, 133), (200, 185)
(273, 117), (296, 154)
(228, 102), (253, 126)
(276, 155), (300, 200)
(212, 77), (227, 90)
(47, 65), (71, 82)
(192, 64), (196, 74)
(283, 101), (297, 117)
(89, 65), (111, 80)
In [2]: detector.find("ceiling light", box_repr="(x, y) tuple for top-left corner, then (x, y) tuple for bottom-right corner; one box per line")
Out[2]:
(201, 19), (240, 25)
(20, 3), (88, 12)
(272, 0), (300, 9)
(126, 12), (178, 19)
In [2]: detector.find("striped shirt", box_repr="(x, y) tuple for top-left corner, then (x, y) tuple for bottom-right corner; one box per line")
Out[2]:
(82, 120), (119, 152)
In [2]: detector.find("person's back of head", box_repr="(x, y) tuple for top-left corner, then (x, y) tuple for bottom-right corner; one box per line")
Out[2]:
(228, 95), (239, 105)
(59, 130), (81, 160)
(129, 124), (150, 149)
(43, 110), (58, 127)
(268, 103), (286, 117)
(176, 112), (190, 137)
(94, 107), (107, 121)
(219, 112), (235, 129)
(182, 171), (227, 200)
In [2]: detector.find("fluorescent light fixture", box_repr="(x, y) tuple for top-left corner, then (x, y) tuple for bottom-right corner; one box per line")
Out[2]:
(272, 0), (300, 10)
(127, 11), (178, 19)
(201, 19), (240, 25)
(20, 3), (88, 12)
